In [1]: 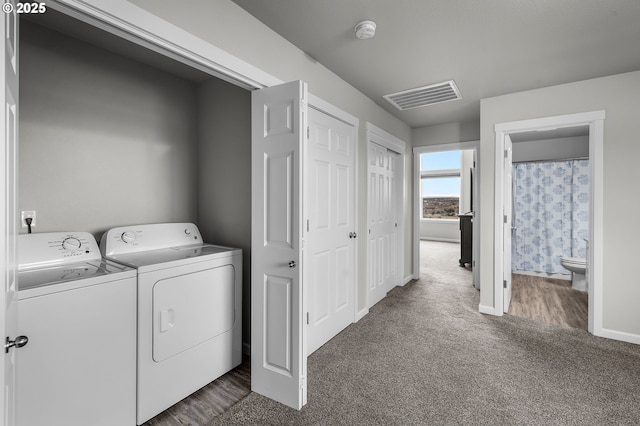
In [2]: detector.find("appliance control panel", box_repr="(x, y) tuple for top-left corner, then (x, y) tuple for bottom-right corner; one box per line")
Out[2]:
(100, 223), (203, 256)
(18, 232), (102, 270)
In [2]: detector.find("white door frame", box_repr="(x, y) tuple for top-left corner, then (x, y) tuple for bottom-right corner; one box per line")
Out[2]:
(47, 0), (281, 90)
(2, 0), (19, 422)
(493, 111), (605, 337)
(412, 141), (480, 289)
(366, 123), (406, 308)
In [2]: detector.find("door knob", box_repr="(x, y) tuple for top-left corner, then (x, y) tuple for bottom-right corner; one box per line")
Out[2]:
(349, 232), (358, 239)
(5, 335), (28, 353)
(288, 260), (296, 268)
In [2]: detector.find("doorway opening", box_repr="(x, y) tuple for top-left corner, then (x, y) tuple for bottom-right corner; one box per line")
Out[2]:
(413, 141), (479, 289)
(507, 126), (590, 329)
(493, 111), (605, 336)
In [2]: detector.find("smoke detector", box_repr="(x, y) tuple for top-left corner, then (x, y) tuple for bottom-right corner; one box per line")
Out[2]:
(355, 20), (376, 40)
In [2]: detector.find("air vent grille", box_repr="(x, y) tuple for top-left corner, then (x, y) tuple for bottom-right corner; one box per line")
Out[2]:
(383, 80), (461, 111)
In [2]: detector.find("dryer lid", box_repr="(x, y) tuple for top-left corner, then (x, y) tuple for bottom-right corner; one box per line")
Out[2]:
(106, 244), (240, 271)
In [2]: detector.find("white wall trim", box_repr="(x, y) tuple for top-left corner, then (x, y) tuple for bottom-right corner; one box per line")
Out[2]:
(493, 111), (606, 338)
(367, 122), (406, 154)
(479, 304), (497, 315)
(412, 141), (480, 282)
(413, 140), (479, 155)
(309, 94), (359, 128)
(421, 237), (460, 243)
(588, 117), (604, 336)
(50, 0), (282, 90)
(597, 328), (640, 346)
(355, 307), (369, 323)
(402, 274), (414, 286)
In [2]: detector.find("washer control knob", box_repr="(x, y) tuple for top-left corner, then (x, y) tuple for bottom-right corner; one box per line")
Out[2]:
(184, 228), (191, 236)
(121, 231), (136, 244)
(61, 237), (82, 251)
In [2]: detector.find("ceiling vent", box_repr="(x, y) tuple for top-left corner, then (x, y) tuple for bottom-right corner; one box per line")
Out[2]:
(383, 80), (462, 111)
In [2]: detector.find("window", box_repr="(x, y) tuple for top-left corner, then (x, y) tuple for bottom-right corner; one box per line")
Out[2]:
(420, 151), (461, 219)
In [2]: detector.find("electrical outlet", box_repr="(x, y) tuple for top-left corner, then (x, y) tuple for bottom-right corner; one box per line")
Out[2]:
(21, 211), (36, 228)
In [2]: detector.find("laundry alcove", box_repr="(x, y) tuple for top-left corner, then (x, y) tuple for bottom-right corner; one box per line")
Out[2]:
(18, 4), (255, 398)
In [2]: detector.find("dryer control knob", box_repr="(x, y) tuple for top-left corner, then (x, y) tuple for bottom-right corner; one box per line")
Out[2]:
(184, 228), (191, 236)
(121, 231), (136, 244)
(61, 237), (81, 251)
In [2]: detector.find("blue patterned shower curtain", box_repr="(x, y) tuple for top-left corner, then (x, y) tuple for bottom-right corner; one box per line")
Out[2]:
(512, 160), (590, 274)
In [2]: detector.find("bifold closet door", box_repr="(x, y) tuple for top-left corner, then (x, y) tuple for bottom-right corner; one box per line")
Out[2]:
(251, 80), (307, 410)
(368, 142), (399, 307)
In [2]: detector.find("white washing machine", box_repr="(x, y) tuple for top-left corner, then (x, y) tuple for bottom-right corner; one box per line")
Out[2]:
(100, 222), (242, 425)
(16, 232), (136, 426)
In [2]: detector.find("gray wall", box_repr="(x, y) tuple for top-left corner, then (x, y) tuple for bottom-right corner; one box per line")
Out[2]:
(413, 120), (480, 147)
(513, 136), (589, 162)
(19, 20), (198, 239)
(480, 70), (640, 336)
(130, 0), (414, 314)
(196, 78), (252, 348)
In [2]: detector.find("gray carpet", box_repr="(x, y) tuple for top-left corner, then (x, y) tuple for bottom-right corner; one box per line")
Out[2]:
(209, 241), (640, 425)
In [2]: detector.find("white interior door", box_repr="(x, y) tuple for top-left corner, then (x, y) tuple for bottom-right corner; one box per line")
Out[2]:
(503, 135), (513, 312)
(306, 107), (355, 355)
(251, 80), (307, 410)
(2, 3), (19, 424)
(368, 142), (399, 307)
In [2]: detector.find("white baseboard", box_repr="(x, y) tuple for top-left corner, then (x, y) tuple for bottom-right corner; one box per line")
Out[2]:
(242, 341), (251, 356)
(479, 304), (499, 316)
(595, 328), (640, 345)
(355, 307), (369, 322)
(513, 270), (570, 281)
(402, 274), (415, 286)
(420, 237), (460, 243)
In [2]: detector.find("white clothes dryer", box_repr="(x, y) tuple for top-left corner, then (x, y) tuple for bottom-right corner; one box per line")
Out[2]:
(17, 232), (136, 426)
(100, 222), (242, 425)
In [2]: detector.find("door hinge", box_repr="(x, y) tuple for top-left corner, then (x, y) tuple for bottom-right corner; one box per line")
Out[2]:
(503, 215), (508, 224)
(472, 260), (475, 267)
(503, 280), (507, 288)
(473, 160), (476, 168)
(306, 312), (309, 325)
(307, 219), (309, 232)
(307, 126), (310, 139)
(504, 150), (508, 158)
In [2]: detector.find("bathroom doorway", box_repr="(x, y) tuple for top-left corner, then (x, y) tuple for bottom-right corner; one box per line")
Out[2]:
(494, 111), (605, 336)
(507, 126), (590, 329)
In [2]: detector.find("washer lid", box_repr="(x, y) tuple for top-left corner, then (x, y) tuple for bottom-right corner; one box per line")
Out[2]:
(17, 258), (135, 299)
(106, 244), (241, 272)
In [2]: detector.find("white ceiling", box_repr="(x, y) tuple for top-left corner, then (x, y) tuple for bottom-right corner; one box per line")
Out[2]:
(230, 0), (640, 129)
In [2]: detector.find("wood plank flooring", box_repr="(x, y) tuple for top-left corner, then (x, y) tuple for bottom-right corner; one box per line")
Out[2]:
(143, 356), (251, 426)
(508, 273), (588, 329)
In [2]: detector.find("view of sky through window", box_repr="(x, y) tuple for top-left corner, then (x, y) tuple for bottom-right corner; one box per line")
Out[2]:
(421, 151), (461, 197)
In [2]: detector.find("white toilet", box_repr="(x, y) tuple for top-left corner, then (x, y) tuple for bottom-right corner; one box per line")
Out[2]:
(560, 256), (587, 291)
